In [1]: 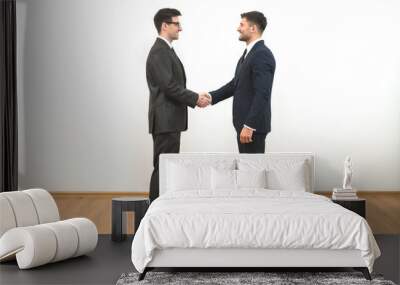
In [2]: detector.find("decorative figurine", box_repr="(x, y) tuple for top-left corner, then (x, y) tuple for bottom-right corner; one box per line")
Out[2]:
(342, 156), (353, 190)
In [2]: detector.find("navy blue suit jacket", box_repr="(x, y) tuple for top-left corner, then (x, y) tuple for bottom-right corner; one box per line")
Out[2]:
(210, 40), (275, 134)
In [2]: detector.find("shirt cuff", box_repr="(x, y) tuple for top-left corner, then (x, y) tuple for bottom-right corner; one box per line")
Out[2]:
(244, 124), (256, 131)
(207, 93), (212, 103)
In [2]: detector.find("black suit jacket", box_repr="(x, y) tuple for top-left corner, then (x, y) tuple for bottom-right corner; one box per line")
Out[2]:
(146, 38), (198, 134)
(210, 40), (275, 134)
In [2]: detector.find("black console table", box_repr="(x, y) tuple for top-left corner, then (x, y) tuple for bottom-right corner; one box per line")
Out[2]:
(332, 198), (366, 218)
(112, 197), (149, 241)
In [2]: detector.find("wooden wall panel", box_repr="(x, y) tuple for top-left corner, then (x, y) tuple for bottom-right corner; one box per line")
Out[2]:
(316, 191), (400, 234)
(52, 192), (147, 234)
(51, 191), (400, 234)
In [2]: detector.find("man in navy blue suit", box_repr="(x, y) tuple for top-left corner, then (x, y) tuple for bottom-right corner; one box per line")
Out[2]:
(206, 11), (276, 153)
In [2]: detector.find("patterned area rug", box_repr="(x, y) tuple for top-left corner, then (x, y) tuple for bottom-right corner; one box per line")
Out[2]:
(116, 271), (396, 285)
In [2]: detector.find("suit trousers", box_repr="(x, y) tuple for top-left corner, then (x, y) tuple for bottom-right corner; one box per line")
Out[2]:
(149, 132), (181, 203)
(237, 132), (267, 153)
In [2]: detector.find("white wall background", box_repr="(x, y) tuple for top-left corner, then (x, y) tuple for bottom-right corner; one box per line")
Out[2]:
(16, 0), (400, 192)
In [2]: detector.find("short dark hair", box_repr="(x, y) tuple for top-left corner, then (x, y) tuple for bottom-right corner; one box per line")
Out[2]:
(241, 11), (267, 33)
(154, 8), (181, 33)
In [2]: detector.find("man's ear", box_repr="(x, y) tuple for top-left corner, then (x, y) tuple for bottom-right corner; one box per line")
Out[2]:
(253, 26), (259, 34)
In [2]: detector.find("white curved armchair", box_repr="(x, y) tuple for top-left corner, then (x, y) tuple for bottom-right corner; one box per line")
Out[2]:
(0, 189), (98, 269)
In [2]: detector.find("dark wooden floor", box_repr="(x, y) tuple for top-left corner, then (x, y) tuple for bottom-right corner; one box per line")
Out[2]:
(0, 235), (135, 285)
(0, 235), (399, 285)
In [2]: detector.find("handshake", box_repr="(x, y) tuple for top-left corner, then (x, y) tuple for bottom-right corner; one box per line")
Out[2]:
(196, 92), (212, 108)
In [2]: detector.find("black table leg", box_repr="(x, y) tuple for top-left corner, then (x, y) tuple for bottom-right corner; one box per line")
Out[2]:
(112, 201), (124, 241)
(112, 198), (149, 241)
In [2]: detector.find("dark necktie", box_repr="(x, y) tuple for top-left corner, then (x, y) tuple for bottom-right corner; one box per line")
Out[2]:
(239, 49), (247, 64)
(235, 49), (248, 86)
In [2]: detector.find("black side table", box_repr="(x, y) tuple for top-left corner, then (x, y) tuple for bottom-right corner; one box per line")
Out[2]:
(112, 197), (149, 241)
(332, 198), (366, 218)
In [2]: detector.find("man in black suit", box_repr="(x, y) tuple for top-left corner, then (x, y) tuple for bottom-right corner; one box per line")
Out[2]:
(208, 11), (275, 153)
(147, 8), (209, 202)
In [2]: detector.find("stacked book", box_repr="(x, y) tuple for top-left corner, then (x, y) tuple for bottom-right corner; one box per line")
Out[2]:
(332, 188), (358, 200)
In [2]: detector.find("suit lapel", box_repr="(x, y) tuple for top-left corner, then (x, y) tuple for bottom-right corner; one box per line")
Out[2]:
(171, 49), (186, 84)
(234, 40), (264, 86)
(154, 38), (186, 84)
(234, 57), (244, 86)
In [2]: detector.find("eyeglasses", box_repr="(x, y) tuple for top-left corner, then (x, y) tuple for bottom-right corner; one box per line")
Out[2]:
(166, 21), (181, 28)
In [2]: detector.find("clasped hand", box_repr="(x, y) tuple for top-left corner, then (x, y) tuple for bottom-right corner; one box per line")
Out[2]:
(196, 92), (211, 108)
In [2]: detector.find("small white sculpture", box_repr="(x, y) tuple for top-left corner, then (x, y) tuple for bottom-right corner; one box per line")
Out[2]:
(342, 156), (353, 190)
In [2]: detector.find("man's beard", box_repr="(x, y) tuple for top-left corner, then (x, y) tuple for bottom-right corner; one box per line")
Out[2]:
(239, 34), (248, 41)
